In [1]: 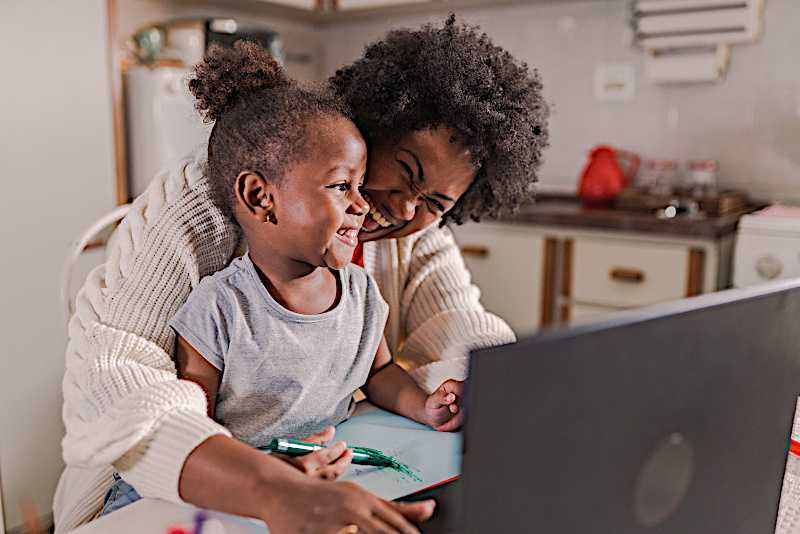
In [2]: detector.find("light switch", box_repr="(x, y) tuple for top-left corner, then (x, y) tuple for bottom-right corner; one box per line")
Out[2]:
(594, 63), (636, 102)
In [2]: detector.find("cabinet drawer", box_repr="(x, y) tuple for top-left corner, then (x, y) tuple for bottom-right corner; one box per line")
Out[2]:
(570, 238), (691, 308)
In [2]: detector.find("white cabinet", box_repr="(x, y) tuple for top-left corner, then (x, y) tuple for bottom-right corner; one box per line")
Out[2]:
(451, 223), (548, 336)
(452, 222), (733, 334)
(559, 229), (728, 325)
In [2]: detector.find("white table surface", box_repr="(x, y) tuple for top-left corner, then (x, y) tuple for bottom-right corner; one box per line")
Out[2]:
(70, 499), (268, 534)
(69, 404), (458, 534)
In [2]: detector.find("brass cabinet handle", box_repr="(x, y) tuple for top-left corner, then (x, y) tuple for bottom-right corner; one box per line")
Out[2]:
(461, 245), (490, 258)
(610, 267), (645, 283)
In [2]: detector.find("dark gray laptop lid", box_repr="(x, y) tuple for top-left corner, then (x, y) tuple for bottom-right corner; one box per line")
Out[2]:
(462, 279), (800, 533)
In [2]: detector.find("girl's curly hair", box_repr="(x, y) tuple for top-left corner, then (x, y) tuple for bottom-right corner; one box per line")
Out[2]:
(330, 15), (549, 225)
(190, 40), (348, 218)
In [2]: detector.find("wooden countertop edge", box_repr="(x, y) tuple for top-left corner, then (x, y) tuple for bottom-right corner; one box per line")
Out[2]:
(481, 201), (760, 239)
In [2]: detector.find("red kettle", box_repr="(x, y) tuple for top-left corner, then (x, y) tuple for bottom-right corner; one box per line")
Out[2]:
(578, 145), (639, 208)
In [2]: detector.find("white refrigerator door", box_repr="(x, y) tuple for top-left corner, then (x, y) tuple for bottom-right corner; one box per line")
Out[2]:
(125, 66), (212, 198)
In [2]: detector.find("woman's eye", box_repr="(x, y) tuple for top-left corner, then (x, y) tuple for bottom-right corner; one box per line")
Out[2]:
(425, 198), (446, 214)
(328, 183), (350, 192)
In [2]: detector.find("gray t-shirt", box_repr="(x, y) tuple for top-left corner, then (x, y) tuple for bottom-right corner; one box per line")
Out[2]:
(169, 253), (388, 448)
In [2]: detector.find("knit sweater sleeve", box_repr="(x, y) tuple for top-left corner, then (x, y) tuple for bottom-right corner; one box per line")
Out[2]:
(61, 151), (238, 505)
(397, 225), (516, 393)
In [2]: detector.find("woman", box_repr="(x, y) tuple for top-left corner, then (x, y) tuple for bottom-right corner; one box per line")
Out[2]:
(55, 16), (548, 534)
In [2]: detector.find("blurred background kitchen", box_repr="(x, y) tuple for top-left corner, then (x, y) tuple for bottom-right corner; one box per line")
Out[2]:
(1, 0), (799, 531)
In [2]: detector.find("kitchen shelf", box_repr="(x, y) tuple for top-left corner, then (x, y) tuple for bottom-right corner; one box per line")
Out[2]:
(168, 0), (605, 26)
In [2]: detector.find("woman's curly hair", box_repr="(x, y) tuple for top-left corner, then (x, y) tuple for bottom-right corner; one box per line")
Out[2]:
(190, 40), (348, 219)
(330, 14), (549, 225)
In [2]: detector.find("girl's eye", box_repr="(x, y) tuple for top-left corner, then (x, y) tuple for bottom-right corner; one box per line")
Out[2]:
(327, 183), (350, 192)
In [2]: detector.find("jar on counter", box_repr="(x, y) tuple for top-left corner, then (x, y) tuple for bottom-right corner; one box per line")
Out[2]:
(685, 159), (719, 199)
(637, 159), (679, 197)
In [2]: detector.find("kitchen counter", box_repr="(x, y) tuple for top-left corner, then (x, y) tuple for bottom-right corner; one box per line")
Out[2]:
(494, 196), (757, 239)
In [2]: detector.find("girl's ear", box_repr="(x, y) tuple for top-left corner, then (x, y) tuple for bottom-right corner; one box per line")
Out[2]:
(235, 171), (277, 224)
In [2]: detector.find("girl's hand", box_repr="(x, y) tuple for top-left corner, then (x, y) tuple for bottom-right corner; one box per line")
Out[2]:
(266, 478), (436, 534)
(423, 380), (465, 432)
(274, 426), (353, 480)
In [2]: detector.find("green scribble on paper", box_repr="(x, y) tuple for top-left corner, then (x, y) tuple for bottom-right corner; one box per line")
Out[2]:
(351, 446), (422, 482)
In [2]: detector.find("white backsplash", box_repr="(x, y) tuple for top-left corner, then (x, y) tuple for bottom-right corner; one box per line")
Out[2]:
(320, 0), (800, 204)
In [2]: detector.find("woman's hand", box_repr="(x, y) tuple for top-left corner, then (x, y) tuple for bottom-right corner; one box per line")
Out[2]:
(423, 380), (465, 432)
(265, 477), (436, 534)
(180, 435), (435, 534)
(274, 426), (353, 480)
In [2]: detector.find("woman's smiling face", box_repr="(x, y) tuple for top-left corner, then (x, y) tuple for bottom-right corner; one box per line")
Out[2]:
(359, 127), (477, 242)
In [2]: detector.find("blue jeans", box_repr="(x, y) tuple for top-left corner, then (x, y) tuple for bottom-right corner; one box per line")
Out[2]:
(100, 472), (142, 516)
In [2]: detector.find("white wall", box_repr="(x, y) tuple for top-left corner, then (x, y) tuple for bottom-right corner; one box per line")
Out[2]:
(320, 0), (800, 204)
(0, 1), (116, 529)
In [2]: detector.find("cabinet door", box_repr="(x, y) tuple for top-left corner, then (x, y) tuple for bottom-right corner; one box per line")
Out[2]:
(451, 224), (545, 336)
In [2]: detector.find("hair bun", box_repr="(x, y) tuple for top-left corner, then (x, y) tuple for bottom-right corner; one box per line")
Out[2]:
(189, 40), (289, 122)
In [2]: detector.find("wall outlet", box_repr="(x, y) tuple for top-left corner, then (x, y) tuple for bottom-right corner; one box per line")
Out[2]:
(594, 63), (636, 102)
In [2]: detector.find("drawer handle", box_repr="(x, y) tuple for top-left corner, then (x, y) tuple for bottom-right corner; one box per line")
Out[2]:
(461, 245), (490, 258)
(610, 267), (645, 283)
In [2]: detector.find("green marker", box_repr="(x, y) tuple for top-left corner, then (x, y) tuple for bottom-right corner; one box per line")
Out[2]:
(262, 438), (421, 480)
(263, 437), (393, 467)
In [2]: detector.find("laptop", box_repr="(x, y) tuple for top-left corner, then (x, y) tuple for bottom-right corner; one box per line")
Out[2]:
(412, 278), (800, 533)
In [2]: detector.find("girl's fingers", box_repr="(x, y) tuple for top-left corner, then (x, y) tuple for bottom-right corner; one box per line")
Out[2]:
(321, 449), (353, 479)
(434, 411), (465, 432)
(303, 425), (336, 445)
(316, 441), (349, 465)
(448, 380), (465, 396)
(299, 441), (348, 472)
(428, 387), (455, 409)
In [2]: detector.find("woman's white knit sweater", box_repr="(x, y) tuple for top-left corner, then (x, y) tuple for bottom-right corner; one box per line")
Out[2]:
(54, 150), (515, 531)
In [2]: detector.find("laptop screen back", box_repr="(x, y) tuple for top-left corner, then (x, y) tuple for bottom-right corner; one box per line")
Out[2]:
(462, 280), (800, 533)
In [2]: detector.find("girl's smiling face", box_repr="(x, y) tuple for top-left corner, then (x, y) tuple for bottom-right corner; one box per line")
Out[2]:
(359, 128), (477, 242)
(239, 115), (369, 271)
(276, 117), (369, 270)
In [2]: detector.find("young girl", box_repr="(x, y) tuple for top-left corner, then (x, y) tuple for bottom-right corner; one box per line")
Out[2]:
(170, 41), (463, 455)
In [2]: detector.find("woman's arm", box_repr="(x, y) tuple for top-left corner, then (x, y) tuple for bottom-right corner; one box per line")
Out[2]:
(397, 225), (516, 392)
(61, 154), (241, 512)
